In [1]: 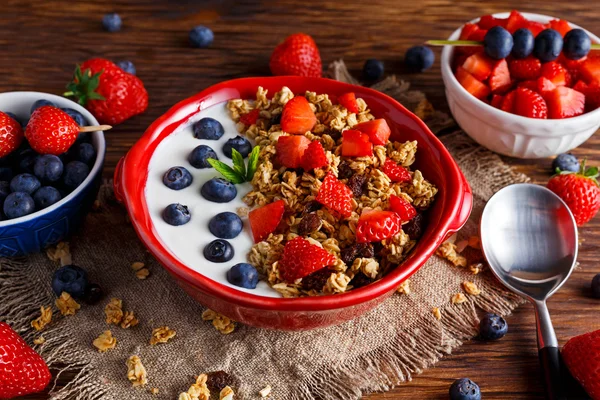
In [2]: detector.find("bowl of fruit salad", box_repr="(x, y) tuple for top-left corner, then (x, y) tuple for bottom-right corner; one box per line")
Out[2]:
(0, 92), (105, 256)
(441, 11), (600, 159)
(114, 76), (472, 330)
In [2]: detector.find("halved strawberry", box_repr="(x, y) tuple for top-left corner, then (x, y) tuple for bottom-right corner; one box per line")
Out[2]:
(341, 129), (373, 157)
(462, 53), (495, 81)
(509, 56), (542, 80)
(356, 210), (402, 243)
(275, 135), (311, 168)
(518, 80), (539, 91)
(580, 57), (600, 85)
(525, 21), (547, 36)
(541, 61), (571, 87)
(382, 159), (411, 183)
(505, 10), (528, 33)
(545, 86), (586, 119)
(453, 54), (469, 72)
(489, 59), (512, 93)
(455, 67), (490, 100)
(501, 90), (517, 113)
(353, 119), (391, 146)
(338, 92), (360, 113)
(478, 15), (507, 30)
(585, 84), (600, 111)
(548, 19), (572, 37)
(316, 173), (353, 218)
(458, 23), (485, 55)
(513, 87), (548, 119)
(537, 77), (557, 96)
(389, 195), (417, 222)
(491, 94), (505, 108)
(280, 96), (317, 135)
(572, 80), (589, 93)
(301, 140), (328, 170)
(248, 200), (286, 243)
(279, 237), (336, 282)
(239, 109), (260, 125)
(558, 54), (587, 82)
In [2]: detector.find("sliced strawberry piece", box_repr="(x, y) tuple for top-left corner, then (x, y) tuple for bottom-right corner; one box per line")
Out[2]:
(537, 77), (557, 96)
(338, 92), (360, 113)
(458, 23), (485, 55)
(513, 87), (548, 119)
(478, 15), (507, 30)
(341, 129), (373, 157)
(452, 54), (469, 72)
(509, 56), (542, 80)
(279, 237), (336, 282)
(455, 66), (490, 100)
(580, 57), (600, 85)
(489, 59), (512, 93)
(518, 80), (539, 91)
(525, 21), (547, 36)
(585, 84), (600, 111)
(462, 52), (495, 81)
(548, 19), (572, 37)
(460, 23), (479, 40)
(541, 61), (571, 87)
(248, 200), (286, 243)
(356, 210), (402, 243)
(501, 90), (517, 113)
(382, 159), (411, 183)
(389, 195), (417, 222)
(572, 80), (589, 93)
(301, 140), (328, 170)
(353, 118), (391, 146)
(316, 173), (353, 218)
(280, 96), (317, 135)
(239, 109), (260, 125)
(545, 86), (586, 119)
(505, 10), (528, 33)
(491, 94), (505, 108)
(558, 54), (587, 82)
(275, 135), (311, 168)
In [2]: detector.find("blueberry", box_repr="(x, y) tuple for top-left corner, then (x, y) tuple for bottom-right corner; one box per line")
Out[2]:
(512, 28), (535, 59)
(33, 186), (62, 210)
(3, 192), (35, 219)
(162, 203), (191, 226)
(189, 25), (214, 48)
(10, 173), (41, 194)
(34, 154), (64, 183)
(479, 313), (508, 340)
(30, 99), (56, 115)
(209, 212), (243, 239)
(203, 239), (234, 263)
(484, 26), (513, 60)
(0, 181), (10, 203)
(83, 283), (104, 305)
(189, 145), (218, 169)
(223, 136), (252, 158)
(62, 161), (90, 190)
(51, 265), (88, 298)
(192, 117), (224, 140)
(102, 13), (122, 32)
(75, 143), (96, 165)
(116, 60), (136, 75)
(563, 29), (591, 61)
(362, 58), (385, 80)
(61, 108), (86, 126)
(449, 378), (481, 400)
(227, 263), (259, 289)
(552, 153), (580, 173)
(0, 167), (13, 181)
(534, 29), (563, 63)
(18, 149), (38, 173)
(404, 45), (435, 71)
(201, 178), (237, 203)
(592, 273), (600, 298)
(163, 166), (193, 190)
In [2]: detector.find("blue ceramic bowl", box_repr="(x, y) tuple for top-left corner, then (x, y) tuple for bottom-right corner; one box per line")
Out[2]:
(0, 92), (106, 256)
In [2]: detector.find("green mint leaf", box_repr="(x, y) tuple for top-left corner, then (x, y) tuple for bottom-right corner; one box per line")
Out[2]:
(246, 146), (260, 182)
(586, 166), (599, 177)
(206, 158), (245, 184)
(231, 148), (246, 178)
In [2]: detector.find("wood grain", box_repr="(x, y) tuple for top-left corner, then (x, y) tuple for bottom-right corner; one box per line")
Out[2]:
(1, 0), (599, 398)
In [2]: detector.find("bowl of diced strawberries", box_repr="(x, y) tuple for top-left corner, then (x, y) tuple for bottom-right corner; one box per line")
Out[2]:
(441, 11), (600, 159)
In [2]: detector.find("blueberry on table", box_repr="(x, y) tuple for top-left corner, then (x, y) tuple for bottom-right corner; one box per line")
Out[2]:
(10, 173), (41, 194)
(484, 26), (513, 60)
(223, 136), (252, 158)
(30, 99), (56, 114)
(33, 186), (62, 210)
(34, 154), (64, 183)
(3, 192), (35, 219)
(62, 161), (90, 190)
(189, 25), (214, 48)
(75, 143), (96, 166)
(83, 283), (104, 304)
(192, 117), (224, 140)
(449, 378), (481, 400)
(209, 212), (243, 239)
(163, 166), (193, 190)
(0, 167), (13, 182)
(116, 60), (136, 75)
(189, 145), (218, 169)
(60, 108), (86, 126)
(563, 29), (591, 61)
(51, 265), (88, 298)
(592, 273), (600, 298)
(362, 58), (385, 80)
(227, 263), (259, 289)
(512, 28), (535, 59)
(479, 312), (508, 340)
(404, 45), (435, 72)
(102, 13), (122, 32)
(552, 153), (580, 173)
(203, 239), (234, 263)
(534, 29), (563, 63)
(162, 203), (191, 226)
(201, 178), (237, 203)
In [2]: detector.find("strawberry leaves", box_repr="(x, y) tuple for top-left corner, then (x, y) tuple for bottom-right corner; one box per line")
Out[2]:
(64, 65), (106, 106)
(207, 146), (260, 184)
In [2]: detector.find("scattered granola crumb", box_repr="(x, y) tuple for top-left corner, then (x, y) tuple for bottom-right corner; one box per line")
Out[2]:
(127, 355), (148, 387)
(93, 330), (117, 352)
(131, 261), (145, 271)
(202, 309), (236, 334)
(432, 307), (442, 320)
(31, 306), (52, 331)
(46, 241), (71, 265)
(451, 293), (467, 305)
(236, 207), (249, 217)
(150, 388), (159, 395)
(105, 298), (124, 325)
(55, 292), (80, 316)
(462, 281), (481, 296)
(259, 385), (272, 398)
(396, 280), (411, 295)
(136, 268), (150, 280)
(33, 336), (46, 345)
(179, 374), (210, 400)
(436, 242), (467, 267)
(469, 263), (484, 275)
(220, 386), (234, 400)
(121, 311), (139, 329)
(150, 326), (176, 345)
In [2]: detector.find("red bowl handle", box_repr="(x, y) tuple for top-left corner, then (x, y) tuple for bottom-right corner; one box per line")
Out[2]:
(447, 169), (473, 233)
(113, 157), (125, 203)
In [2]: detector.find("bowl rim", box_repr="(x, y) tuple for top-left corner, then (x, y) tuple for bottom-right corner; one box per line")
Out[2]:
(441, 11), (600, 125)
(0, 91), (106, 227)
(116, 76), (472, 311)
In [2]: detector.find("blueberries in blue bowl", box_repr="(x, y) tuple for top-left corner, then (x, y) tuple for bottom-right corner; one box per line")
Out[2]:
(591, 273), (600, 298)
(33, 186), (62, 210)
(30, 99), (56, 114)
(203, 239), (234, 263)
(52, 264), (88, 298)
(534, 29), (563, 63)
(449, 378), (481, 400)
(10, 173), (41, 194)
(34, 154), (64, 183)
(102, 13), (122, 32)
(116, 60), (136, 75)
(3, 192), (35, 219)
(484, 26), (513, 60)
(0, 181), (10, 203)
(405, 45), (435, 71)
(227, 263), (258, 289)
(563, 29), (591, 61)
(479, 312), (508, 340)
(163, 166), (193, 190)
(189, 25), (214, 48)
(75, 142), (96, 166)
(0, 167), (13, 182)
(63, 161), (90, 190)
(223, 136), (252, 159)
(189, 145), (218, 169)
(192, 117), (224, 140)
(163, 203), (191, 226)
(209, 212), (243, 239)
(61, 108), (86, 126)
(512, 28), (534, 59)
(552, 153), (580, 173)
(362, 58), (385, 81)
(18, 149), (38, 173)
(201, 178), (237, 203)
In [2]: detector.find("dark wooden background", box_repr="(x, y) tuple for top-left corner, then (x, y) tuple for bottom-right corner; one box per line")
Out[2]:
(1, 0), (599, 398)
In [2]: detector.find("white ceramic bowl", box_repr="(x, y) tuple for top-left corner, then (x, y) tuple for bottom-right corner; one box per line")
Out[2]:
(441, 12), (600, 159)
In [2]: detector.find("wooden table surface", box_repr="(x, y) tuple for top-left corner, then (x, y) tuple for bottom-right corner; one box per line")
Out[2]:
(2, 0), (599, 398)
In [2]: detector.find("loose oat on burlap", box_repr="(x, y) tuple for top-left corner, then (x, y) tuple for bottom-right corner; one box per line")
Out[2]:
(0, 61), (528, 400)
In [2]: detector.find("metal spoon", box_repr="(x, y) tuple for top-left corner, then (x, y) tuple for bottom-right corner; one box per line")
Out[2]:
(480, 183), (579, 400)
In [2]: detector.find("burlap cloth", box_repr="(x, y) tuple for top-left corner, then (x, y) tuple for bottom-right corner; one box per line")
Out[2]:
(0, 61), (529, 400)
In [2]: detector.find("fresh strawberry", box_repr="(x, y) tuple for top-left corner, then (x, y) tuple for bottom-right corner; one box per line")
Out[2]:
(562, 329), (600, 400)
(462, 52), (494, 81)
(458, 23), (485, 55)
(0, 111), (24, 158)
(338, 92), (361, 113)
(558, 54), (587, 82)
(541, 61), (571, 87)
(513, 87), (548, 119)
(316, 172), (353, 218)
(25, 106), (80, 155)
(509, 56), (542, 81)
(382, 159), (411, 183)
(275, 135), (311, 168)
(301, 141), (328, 170)
(478, 15), (507, 30)
(518, 80), (539, 91)
(452, 54), (469, 72)
(269, 33), (322, 78)
(341, 130), (373, 157)
(537, 77), (557, 96)
(455, 67), (490, 100)
(389, 194), (416, 221)
(489, 59), (512, 93)
(505, 10), (528, 33)
(459, 23), (479, 40)
(501, 90), (517, 113)
(547, 162), (600, 226)
(545, 86), (586, 119)
(584, 84), (600, 111)
(580, 57), (600, 86)
(279, 237), (336, 282)
(353, 119), (391, 146)
(239, 109), (260, 126)
(280, 96), (317, 135)
(525, 21), (547, 36)
(572, 80), (589, 94)
(248, 200), (286, 242)
(548, 19), (572, 37)
(356, 210), (402, 243)
(491, 94), (505, 108)
(0, 322), (51, 399)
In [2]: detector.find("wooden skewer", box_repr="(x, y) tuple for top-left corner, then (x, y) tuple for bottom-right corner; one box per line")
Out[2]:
(426, 39), (600, 48)
(79, 125), (112, 132)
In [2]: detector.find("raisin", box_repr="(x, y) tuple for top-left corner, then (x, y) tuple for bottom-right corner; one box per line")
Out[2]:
(270, 113), (282, 126)
(328, 130), (342, 142)
(338, 161), (353, 179)
(206, 370), (238, 393)
(356, 243), (374, 258)
(297, 213), (321, 236)
(340, 245), (359, 265)
(403, 213), (424, 240)
(347, 174), (367, 198)
(302, 268), (332, 291)
(341, 242), (374, 265)
(303, 200), (322, 214)
(351, 272), (375, 288)
(274, 212), (292, 235)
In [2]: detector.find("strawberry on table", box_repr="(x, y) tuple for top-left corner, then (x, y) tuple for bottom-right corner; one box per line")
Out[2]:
(301, 141), (328, 171)
(279, 237), (336, 282)
(513, 87), (548, 119)
(338, 92), (361, 113)
(562, 329), (600, 400)
(341, 130), (373, 157)
(545, 86), (586, 119)
(489, 59), (512, 93)
(239, 109), (260, 126)
(275, 135), (311, 169)
(316, 173), (353, 218)
(455, 67), (490, 100)
(269, 33), (322, 78)
(389, 194), (417, 222)
(353, 119), (391, 146)
(280, 96), (317, 135)
(248, 200), (286, 243)
(508, 56), (542, 81)
(25, 106), (80, 155)
(541, 61), (571, 87)
(382, 159), (411, 183)
(356, 210), (402, 243)
(0, 111), (23, 158)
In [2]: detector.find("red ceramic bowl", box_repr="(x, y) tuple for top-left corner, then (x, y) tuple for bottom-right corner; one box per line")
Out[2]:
(114, 76), (472, 331)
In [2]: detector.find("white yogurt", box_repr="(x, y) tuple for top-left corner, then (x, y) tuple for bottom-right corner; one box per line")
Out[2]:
(145, 102), (280, 297)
